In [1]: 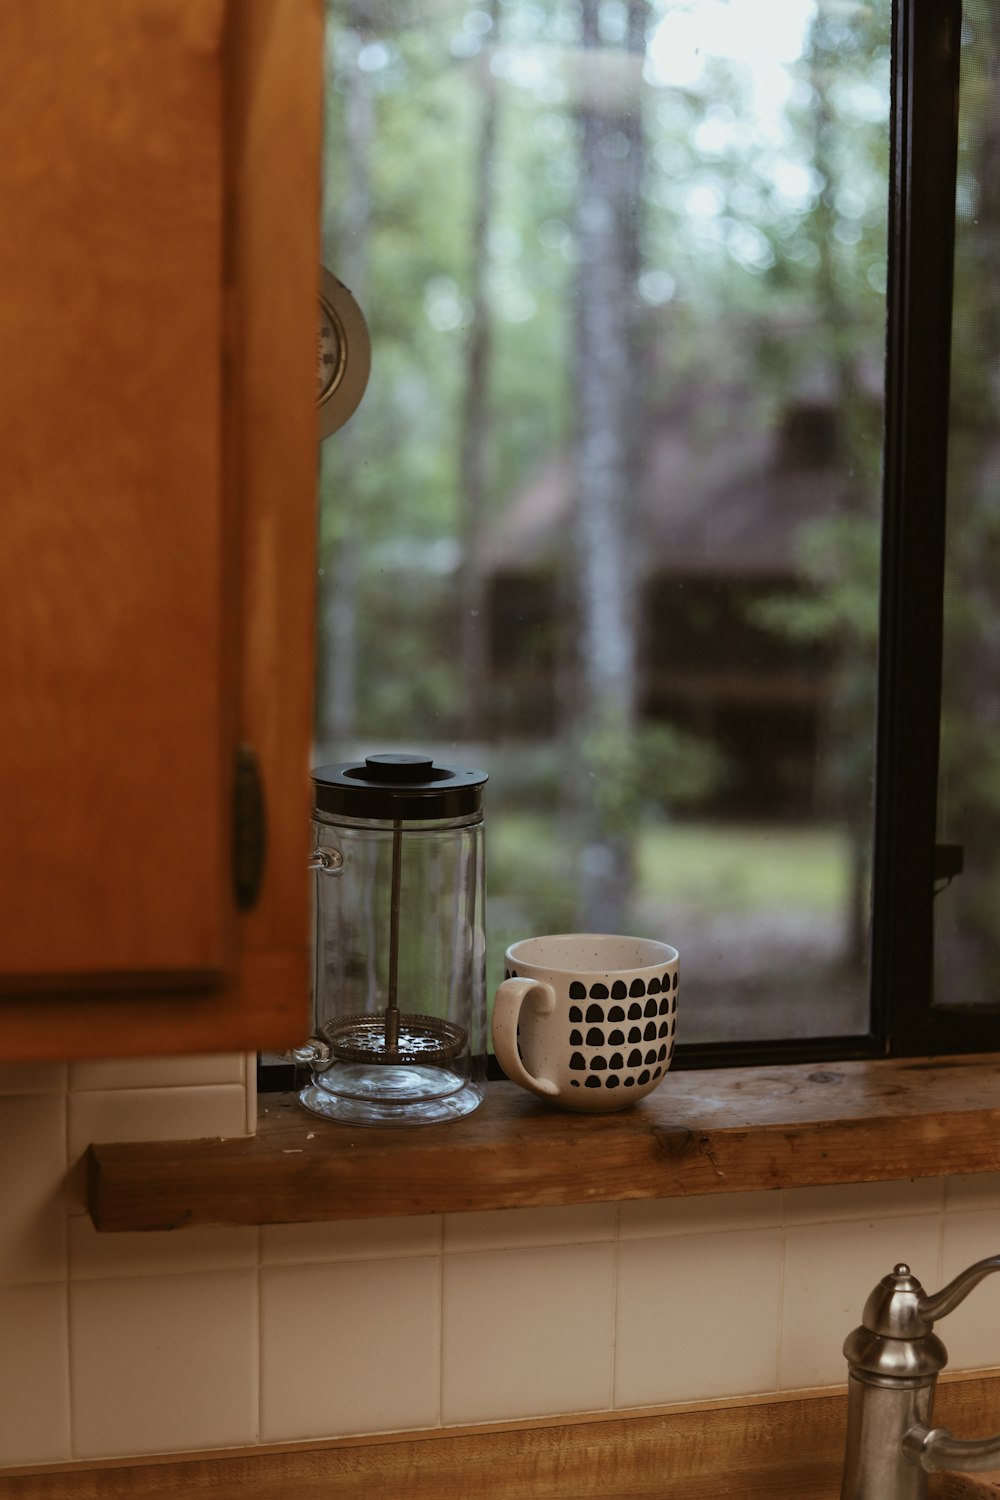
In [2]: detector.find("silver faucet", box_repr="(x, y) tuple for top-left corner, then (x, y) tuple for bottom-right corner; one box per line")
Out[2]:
(842, 1254), (1000, 1498)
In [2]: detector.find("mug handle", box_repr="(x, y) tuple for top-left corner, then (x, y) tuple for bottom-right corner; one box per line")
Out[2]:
(492, 978), (561, 1099)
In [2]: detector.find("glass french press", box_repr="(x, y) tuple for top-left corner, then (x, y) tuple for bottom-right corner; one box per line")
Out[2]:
(295, 753), (488, 1126)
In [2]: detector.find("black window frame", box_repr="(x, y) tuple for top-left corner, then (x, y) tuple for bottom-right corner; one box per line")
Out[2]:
(261, 0), (994, 1095)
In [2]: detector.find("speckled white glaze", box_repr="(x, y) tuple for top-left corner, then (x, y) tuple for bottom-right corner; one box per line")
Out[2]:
(492, 933), (679, 1114)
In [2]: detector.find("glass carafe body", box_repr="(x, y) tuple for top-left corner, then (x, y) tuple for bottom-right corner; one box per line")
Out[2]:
(301, 781), (487, 1125)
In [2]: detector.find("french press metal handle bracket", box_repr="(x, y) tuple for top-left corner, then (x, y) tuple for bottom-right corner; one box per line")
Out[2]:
(841, 1253), (1000, 1499)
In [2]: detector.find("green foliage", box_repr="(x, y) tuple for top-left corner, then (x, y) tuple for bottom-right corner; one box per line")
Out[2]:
(752, 515), (881, 647)
(578, 717), (725, 826)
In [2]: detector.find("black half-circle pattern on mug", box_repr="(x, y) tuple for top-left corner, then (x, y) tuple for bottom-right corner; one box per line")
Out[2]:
(560, 986), (676, 1089)
(569, 982), (587, 999)
(629, 978), (646, 997)
(672, 972), (679, 990)
(611, 980), (628, 1000)
(659, 998), (670, 1015)
(590, 983), (609, 1000)
(671, 994), (677, 1013)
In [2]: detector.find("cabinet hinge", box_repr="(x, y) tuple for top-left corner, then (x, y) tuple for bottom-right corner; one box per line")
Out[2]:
(233, 743), (266, 911)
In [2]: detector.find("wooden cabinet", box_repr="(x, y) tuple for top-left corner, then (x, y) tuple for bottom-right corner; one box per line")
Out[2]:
(0, 0), (323, 1059)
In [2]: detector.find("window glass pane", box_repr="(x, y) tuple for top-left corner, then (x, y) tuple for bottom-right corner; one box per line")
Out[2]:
(318, 0), (889, 1044)
(935, 0), (1000, 1014)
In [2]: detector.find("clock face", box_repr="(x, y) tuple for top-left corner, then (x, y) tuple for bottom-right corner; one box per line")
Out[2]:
(317, 267), (371, 440)
(317, 300), (346, 404)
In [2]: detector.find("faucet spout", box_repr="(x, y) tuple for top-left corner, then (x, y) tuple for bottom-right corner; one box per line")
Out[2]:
(917, 1252), (1000, 1324)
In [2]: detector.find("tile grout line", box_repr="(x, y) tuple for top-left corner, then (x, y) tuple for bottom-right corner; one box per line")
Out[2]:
(437, 1214), (446, 1430)
(254, 1226), (264, 1450)
(63, 1080), (76, 1462)
(609, 1200), (622, 1413)
(775, 1188), (787, 1394)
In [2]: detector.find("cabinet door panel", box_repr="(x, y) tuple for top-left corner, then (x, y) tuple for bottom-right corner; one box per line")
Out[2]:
(0, 0), (230, 987)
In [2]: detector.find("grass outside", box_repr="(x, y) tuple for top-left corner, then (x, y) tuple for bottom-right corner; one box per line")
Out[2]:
(486, 815), (863, 1042)
(636, 821), (851, 915)
(489, 813), (851, 921)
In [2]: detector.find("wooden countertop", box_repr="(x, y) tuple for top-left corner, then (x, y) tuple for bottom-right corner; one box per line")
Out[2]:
(6, 1374), (1000, 1496)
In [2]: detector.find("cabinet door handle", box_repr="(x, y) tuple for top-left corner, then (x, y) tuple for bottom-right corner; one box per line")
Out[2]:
(233, 743), (266, 910)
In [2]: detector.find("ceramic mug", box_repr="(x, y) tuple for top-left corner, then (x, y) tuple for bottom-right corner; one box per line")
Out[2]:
(492, 933), (680, 1113)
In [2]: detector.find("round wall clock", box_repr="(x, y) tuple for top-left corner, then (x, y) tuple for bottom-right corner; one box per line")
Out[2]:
(317, 267), (371, 440)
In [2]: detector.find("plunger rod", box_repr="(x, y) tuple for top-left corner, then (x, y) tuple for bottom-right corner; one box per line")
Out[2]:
(385, 819), (402, 1052)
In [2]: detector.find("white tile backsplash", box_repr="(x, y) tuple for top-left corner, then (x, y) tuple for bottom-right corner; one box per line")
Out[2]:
(261, 1215), (442, 1265)
(620, 1188), (781, 1239)
(0, 1046), (989, 1474)
(70, 1270), (259, 1459)
(443, 1202), (618, 1252)
(260, 1257), (441, 1441)
(0, 1093), (68, 1285)
(940, 1208), (1000, 1369)
(69, 1054), (245, 1092)
(0, 1062), (68, 1096)
(442, 1242), (616, 1425)
(780, 1212), (943, 1390)
(69, 1216), (259, 1280)
(944, 1172), (1000, 1212)
(615, 1227), (783, 1406)
(0, 1283), (71, 1466)
(68, 1084), (249, 1156)
(784, 1177), (945, 1224)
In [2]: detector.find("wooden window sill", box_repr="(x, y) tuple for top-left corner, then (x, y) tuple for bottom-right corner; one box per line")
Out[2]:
(86, 1052), (1000, 1231)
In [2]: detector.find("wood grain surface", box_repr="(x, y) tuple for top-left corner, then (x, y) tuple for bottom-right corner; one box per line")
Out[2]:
(2, 1373), (999, 1499)
(88, 1053), (1000, 1230)
(0, 0), (229, 987)
(0, 0), (321, 1058)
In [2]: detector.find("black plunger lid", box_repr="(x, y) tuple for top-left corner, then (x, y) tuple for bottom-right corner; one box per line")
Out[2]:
(312, 753), (487, 820)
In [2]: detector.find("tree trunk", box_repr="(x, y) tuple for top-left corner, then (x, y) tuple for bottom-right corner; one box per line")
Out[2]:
(570, 0), (649, 932)
(458, 0), (500, 743)
(319, 8), (374, 750)
(807, 11), (878, 975)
